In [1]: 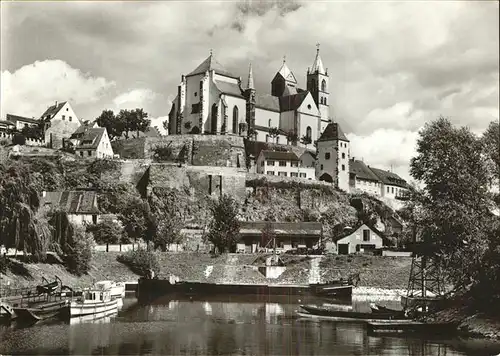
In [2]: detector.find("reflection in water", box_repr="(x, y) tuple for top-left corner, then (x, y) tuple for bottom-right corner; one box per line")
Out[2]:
(69, 310), (118, 325)
(1, 296), (500, 356)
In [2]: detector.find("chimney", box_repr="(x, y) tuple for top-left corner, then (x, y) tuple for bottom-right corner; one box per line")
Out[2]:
(55, 101), (58, 107)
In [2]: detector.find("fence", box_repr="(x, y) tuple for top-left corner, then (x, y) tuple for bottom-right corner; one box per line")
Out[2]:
(94, 243), (147, 252)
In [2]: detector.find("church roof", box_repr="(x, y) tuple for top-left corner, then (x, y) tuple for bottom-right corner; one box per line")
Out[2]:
(255, 94), (280, 112)
(215, 81), (244, 98)
(187, 54), (238, 79)
(279, 91), (309, 112)
(350, 159), (381, 182)
(247, 63), (255, 90)
(273, 62), (297, 84)
(311, 48), (326, 74)
(318, 123), (349, 142)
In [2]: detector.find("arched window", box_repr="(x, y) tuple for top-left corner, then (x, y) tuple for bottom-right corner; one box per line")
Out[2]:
(232, 106), (239, 134)
(324, 98), (327, 105)
(268, 119), (272, 127)
(306, 126), (312, 139)
(321, 79), (326, 92)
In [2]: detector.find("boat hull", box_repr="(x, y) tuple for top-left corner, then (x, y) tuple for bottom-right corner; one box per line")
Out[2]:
(299, 305), (408, 321)
(70, 299), (118, 317)
(13, 300), (70, 322)
(296, 311), (408, 323)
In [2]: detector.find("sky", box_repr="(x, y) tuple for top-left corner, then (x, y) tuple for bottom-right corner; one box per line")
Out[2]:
(1, 0), (499, 182)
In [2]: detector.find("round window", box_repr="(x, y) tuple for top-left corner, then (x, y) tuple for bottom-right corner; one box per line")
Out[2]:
(307, 104), (311, 110)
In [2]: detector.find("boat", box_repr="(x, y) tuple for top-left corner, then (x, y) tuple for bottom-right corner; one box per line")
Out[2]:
(95, 281), (125, 299)
(298, 304), (408, 321)
(69, 309), (118, 325)
(68, 284), (119, 318)
(314, 284), (353, 298)
(13, 299), (70, 323)
(370, 303), (406, 319)
(366, 320), (458, 335)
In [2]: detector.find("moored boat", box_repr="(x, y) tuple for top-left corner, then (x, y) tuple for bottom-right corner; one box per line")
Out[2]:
(299, 304), (408, 321)
(370, 303), (406, 319)
(95, 280), (125, 299)
(69, 284), (118, 318)
(13, 299), (70, 323)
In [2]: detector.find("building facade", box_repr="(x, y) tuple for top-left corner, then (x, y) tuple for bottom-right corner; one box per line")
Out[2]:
(335, 223), (386, 255)
(256, 150), (315, 179)
(41, 101), (81, 149)
(73, 127), (114, 159)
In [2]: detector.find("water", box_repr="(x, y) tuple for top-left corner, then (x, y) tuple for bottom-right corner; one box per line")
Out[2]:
(1, 295), (500, 356)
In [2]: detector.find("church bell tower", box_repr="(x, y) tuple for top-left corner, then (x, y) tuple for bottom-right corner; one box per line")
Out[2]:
(307, 44), (329, 123)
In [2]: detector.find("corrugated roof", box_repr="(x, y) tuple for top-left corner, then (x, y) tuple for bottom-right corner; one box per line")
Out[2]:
(41, 191), (99, 214)
(350, 159), (381, 182)
(75, 128), (105, 150)
(41, 101), (67, 120)
(369, 167), (408, 188)
(255, 94), (280, 112)
(6, 114), (40, 125)
(318, 123), (349, 142)
(260, 150), (299, 161)
(187, 54), (238, 78)
(279, 91), (309, 112)
(240, 221), (322, 237)
(215, 81), (244, 98)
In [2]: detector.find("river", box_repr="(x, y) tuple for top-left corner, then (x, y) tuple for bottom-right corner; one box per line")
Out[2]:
(1, 295), (500, 355)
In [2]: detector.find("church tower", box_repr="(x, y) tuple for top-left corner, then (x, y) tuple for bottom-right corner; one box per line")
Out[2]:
(307, 45), (329, 123)
(245, 63), (257, 139)
(271, 57), (298, 97)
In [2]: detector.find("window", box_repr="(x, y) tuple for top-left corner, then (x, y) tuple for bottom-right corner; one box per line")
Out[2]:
(321, 79), (326, 92)
(268, 119), (272, 127)
(92, 215), (97, 224)
(194, 92), (198, 97)
(306, 126), (312, 139)
(80, 151), (84, 157)
(88, 151), (92, 156)
(276, 137), (280, 144)
(363, 229), (370, 242)
(278, 172), (287, 177)
(66, 108), (69, 111)
(342, 164), (345, 171)
(387, 187), (390, 193)
(266, 135), (269, 143)
(267, 160), (275, 166)
(324, 98), (327, 105)
(267, 171), (275, 175)
(69, 116), (72, 121)
(320, 164), (324, 170)
(299, 173), (306, 178)
(391, 187), (394, 194)
(232, 106), (239, 134)
(325, 152), (330, 160)
(191, 103), (201, 114)
(62, 115), (65, 120)
(291, 161), (298, 167)
(342, 152), (345, 159)
(307, 104), (311, 110)
(279, 161), (286, 167)
(261, 161), (264, 167)
(290, 172), (298, 177)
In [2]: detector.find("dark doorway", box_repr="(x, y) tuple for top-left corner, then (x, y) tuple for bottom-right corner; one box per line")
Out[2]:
(319, 173), (334, 183)
(338, 244), (349, 255)
(211, 104), (218, 134)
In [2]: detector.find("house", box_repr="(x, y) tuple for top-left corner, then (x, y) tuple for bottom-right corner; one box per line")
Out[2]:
(40, 190), (101, 226)
(238, 221), (323, 253)
(300, 150), (316, 169)
(369, 167), (409, 199)
(0, 119), (16, 139)
(349, 159), (384, 196)
(256, 150), (315, 179)
(6, 114), (39, 131)
(41, 101), (81, 149)
(333, 223), (388, 255)
(73, 127), (114, 159)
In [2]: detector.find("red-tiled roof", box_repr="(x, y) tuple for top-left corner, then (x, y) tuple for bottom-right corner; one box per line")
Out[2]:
(41, 191), (99, 214)
(260, 150), (299, 161)
(187, 55), (238, 78)
(6, 114), (40, 125)
(41, 101), (67, 120)
(318, 123), (349, 142)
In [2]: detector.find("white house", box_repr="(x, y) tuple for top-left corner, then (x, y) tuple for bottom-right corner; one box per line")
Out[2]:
(40, 190), (101, 226)
(369, 167), (409, 199)
(349, 159), (383, 196)
(41, 101), (81, 149)
(73, 127), (114, 159)
(6, 114), (39, 131)
(334, 223), (387, 255)
(256, 150), (315, 179)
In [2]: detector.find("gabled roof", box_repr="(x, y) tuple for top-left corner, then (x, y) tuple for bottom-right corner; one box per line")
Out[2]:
(332, 222), (386, 243)
(279, 91), (310, 112)
(187, 54), (238, 78)
(239, 221), (322, 237)
(41, 101), (67, 120)
(350, 159), (381, 182)
(369, 167), (408, 188)
(310, 48), (326, 75)
(273, 62), (297, 84)
(40, 190), (100, 214)
(6, 114), (39, 125)
(260, 150), (299, 162)
(75, 128), (105, 150)
(71, 121), (98, 138)
(215, 81), (244, 98)
(255, 94), (280, 112)
(318, 123), (349, 142)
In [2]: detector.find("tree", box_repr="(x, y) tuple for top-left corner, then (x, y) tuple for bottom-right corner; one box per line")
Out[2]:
(86, 217), (123, 251)
(409, 117), (493, 291)
(300, 135), (312, 146)
(64, 226), (95, 275)
(0, 161), (52, 261)
(119, 195), (156, 245)
(206, 194), (241, 254)
(162, 119), (169, 134)
(117, 108), (151, 139)
(21, 124), (43, 140)
(96, 110), (123, 140)
(148, 189), (184, 251)
(268, 127), (280, 144)
(260, 222), (276, 249)
(286, 131), (298, 145)
(481, 121), (500, 186)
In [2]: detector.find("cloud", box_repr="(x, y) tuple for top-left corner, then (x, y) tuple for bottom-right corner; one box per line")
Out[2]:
(150, 116), (168, 135)
(113, 88), (158, 110)
(1, 60), (115, 118)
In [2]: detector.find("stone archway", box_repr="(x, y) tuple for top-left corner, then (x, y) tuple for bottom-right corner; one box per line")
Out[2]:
(319, 173), (334, 183)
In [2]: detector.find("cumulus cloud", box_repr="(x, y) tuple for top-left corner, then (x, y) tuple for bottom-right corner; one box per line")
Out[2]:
(1, 60), (115, 118)
(113, 88), (158, 110)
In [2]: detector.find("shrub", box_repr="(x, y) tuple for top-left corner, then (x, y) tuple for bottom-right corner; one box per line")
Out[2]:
(116, 248), (160, 277)
(12, 133), (26, 145)
(152, 144), (174, 162)
(64, 227), (95, 276)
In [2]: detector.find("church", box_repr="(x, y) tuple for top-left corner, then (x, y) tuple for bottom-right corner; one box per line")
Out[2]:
(167, 46), (333, 148)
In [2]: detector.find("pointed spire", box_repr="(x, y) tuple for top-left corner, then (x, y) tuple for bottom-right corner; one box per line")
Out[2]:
(311, 43), (325, 75)
(247, 63), (255, 90)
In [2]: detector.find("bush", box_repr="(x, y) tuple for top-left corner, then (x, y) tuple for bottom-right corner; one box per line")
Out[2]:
(64, 227), (95, 276)
(12, 133), (26, 145)
(116, 248), (160, 277)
